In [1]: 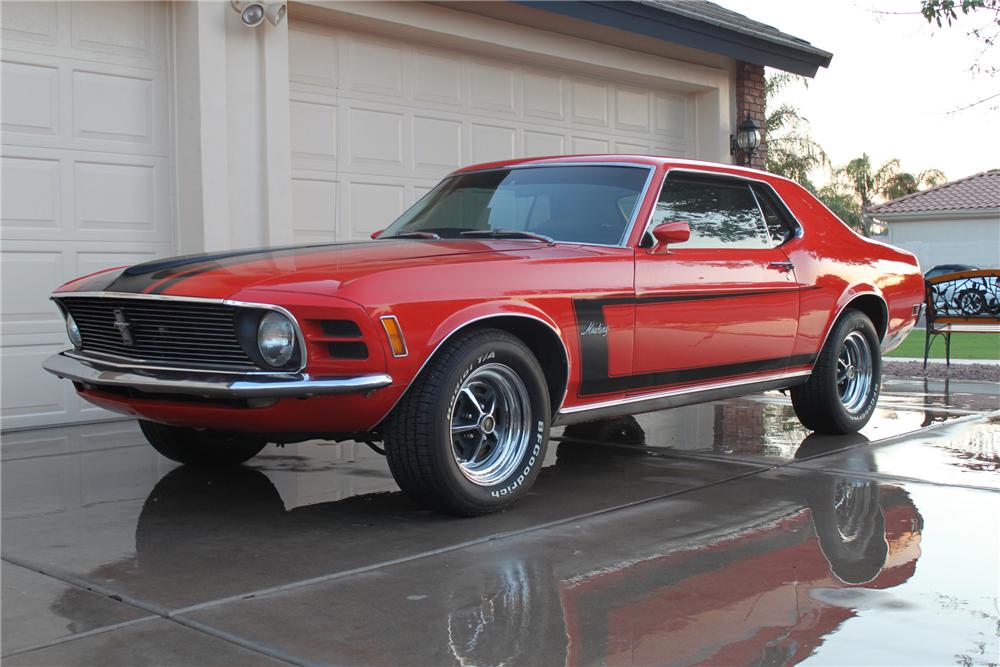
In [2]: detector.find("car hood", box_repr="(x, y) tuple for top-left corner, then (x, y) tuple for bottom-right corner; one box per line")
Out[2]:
(57, 239), (545, 298)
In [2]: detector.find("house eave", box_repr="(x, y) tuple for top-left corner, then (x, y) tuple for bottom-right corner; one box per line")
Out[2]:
(513, 0), (833, 76)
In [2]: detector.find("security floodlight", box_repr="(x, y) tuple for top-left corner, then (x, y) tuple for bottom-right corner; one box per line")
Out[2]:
(231, 1), (265, 28)
(264, 3), (287, 26)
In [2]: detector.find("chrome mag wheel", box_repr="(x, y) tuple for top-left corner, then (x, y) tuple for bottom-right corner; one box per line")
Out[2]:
(837, 331), (873, 414)
(450, 363), (532, 486)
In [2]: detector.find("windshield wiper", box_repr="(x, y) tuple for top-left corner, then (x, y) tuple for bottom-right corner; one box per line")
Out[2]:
(459, 228), (556, 245)
(389, 231), (441, 240)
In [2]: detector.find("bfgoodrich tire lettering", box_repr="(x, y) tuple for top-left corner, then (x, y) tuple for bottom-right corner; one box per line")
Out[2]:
(791, 309), (881, 434)
(383, 328), (551, 516)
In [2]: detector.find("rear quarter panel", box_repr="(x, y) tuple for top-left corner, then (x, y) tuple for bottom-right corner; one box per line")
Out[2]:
(769, 178), (923, 357)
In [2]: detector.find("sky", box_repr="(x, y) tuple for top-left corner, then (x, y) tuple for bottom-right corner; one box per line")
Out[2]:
(714, 0), (999, 186)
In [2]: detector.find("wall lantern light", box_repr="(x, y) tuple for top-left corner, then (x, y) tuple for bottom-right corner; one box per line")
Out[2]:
(730, 112), (761, 166)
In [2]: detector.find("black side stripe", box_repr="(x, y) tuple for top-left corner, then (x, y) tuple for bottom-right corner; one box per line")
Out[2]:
(573, 290), (815, 397)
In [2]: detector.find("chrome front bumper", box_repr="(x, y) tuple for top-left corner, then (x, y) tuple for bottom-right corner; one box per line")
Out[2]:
(43, 352), (393, 399)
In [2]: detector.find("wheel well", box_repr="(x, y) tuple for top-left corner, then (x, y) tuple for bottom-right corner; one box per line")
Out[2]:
(463, 316), (569, 412)
(844, 294), (888, 341)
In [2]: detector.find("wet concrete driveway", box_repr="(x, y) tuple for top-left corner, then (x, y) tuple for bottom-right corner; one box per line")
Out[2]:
(2, 378), (998, 666)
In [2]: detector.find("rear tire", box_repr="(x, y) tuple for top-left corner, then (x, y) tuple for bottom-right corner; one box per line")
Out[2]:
(383, 328), (550, 516)
(791, 309), (881, 434)
(139, 421), (267, 466)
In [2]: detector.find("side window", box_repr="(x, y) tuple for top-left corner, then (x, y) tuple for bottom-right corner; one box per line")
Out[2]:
(751, 183), (798, 245)
(649, 175), (771, 249)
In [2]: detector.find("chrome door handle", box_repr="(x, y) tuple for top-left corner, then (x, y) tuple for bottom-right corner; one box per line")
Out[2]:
(768, 261), (795, 272)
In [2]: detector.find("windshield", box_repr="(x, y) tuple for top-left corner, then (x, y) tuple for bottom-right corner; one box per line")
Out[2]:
(381, 165), (650, 245)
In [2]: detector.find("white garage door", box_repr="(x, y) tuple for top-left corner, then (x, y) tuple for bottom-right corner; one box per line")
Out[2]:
(287, 20), (695, 243)
(1, 2), (173, 430)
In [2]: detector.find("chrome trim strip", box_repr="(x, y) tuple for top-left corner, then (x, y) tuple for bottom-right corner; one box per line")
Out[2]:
(51, 291), (309, 375)
(635, 167), (805, 247)
(379, 315), (408, 358)
(44, 352), (391, 398)
(558, 369), (811, 416)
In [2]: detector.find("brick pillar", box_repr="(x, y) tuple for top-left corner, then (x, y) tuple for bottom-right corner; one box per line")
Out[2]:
(735, 62), (766, 169)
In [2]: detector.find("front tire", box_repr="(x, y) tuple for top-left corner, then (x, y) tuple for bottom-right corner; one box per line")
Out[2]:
(791, 309), (881, 434)
(383, 328), (550, 516)
(139, 421), (267, 466)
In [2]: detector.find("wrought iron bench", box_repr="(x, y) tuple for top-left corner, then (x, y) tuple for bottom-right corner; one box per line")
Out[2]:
(924, 269), (1000, 367)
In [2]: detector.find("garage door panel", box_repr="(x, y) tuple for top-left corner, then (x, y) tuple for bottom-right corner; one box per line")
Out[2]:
(1, 52), (167, 156)
(1, 147), (169, 244)
(523, 129), (566, 157)
(0, 156), (61, 230)
(290, 100), (337, 167)
(72, 69), (155, 145)
(522, 72), (564, 121)
(470, 123), (515, 163)
(292, 177), (339, 243)
(288, 25), (339, 91)
(572, 135), (611, 154)
(615, 140), (652, 154)
(0, 248), (65, 343)
(0, 2), (59, 49)
(1, 1), (168, 72)
(346, 35), (403, 98)
(1, 60), (59, 136)
(571, 79), (610, 128)
(616, 88), (651, 133)
(348, 182), (405, 239)
(412, 49), (462, 107)
(654, 93), (690, 141)
(469, 61), (516, 114)
(413, 116), (462, 171)
(68, 1), (163, 64)
(1, 343), (71, 422)
(348, 107), (404, 168)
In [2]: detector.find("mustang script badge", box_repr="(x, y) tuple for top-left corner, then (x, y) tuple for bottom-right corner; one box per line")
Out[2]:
(580, 321), (609, 337)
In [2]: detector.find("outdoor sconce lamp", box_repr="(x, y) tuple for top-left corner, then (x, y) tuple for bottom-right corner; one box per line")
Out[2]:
(730, 112), (761, 166)
(231, 1), (287, 28)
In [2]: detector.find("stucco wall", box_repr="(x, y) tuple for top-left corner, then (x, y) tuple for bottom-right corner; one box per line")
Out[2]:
(885, 213), (1000, 270)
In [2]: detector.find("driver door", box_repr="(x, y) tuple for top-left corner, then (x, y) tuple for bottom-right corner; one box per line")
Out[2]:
(631, 172), (800, 392)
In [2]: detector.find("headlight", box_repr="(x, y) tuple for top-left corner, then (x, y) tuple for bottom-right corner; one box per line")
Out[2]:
(257, 311), (296, 367)
(65, 313), (82, 348)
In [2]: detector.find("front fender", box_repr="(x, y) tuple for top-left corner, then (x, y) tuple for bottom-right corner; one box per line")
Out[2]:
(371, 299), (571, 425)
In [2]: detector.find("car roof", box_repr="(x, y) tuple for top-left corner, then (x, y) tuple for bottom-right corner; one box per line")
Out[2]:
(451, 154), (784, 183)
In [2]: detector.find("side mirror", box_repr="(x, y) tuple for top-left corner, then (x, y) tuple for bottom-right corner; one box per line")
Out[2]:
(370, 229), (384, 240)
(649, 221), (690, 253)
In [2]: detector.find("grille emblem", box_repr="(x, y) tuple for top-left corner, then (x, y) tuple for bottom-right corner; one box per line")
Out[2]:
(112, 308), (134, 346)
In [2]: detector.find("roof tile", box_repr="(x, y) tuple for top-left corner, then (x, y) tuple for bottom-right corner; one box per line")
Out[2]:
(868, 170), (1000, 215)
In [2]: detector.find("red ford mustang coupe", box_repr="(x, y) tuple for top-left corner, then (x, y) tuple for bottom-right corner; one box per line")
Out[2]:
(44, 155), (923, 515)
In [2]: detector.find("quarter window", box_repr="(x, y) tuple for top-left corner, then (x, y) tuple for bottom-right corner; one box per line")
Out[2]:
(648, 175), (771, 250)
(751, 183), (798, 245)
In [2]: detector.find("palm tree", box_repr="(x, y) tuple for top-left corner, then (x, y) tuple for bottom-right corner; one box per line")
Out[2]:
(837, 154), (945, 236)
(764, 74), (827, 190)
(880, 169), (948, 200)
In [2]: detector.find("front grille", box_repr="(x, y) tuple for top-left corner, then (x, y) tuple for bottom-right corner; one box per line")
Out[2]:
(58, 297), (260, 372)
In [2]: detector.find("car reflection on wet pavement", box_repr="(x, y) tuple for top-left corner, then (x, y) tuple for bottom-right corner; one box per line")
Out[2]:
(2, 383), (998, 666)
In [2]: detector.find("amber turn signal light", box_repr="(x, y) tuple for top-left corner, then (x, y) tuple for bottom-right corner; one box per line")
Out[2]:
(380, 316), (408, 357)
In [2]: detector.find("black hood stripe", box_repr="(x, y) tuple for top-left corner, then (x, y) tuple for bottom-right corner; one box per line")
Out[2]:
(102, 241), (373, 294)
